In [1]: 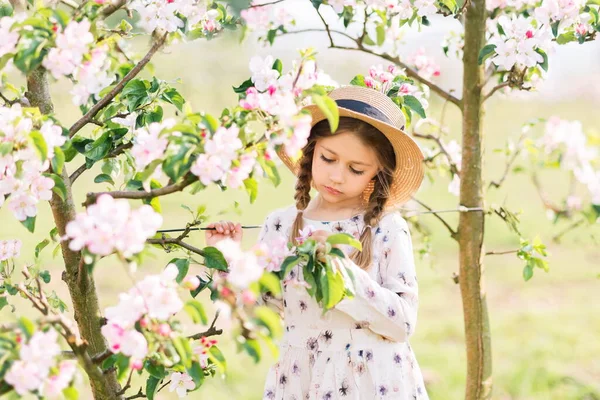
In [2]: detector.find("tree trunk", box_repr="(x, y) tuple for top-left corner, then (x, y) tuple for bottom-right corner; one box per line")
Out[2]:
(460, 0), (493, 399)
(26, 67), (122, 399)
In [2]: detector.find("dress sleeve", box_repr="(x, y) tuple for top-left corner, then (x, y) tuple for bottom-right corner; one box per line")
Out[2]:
(256, 211), (285, 315)
(334, 214), (419, 342)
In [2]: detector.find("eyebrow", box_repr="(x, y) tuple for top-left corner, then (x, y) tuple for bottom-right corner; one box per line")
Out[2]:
(321, 145), (373, 167)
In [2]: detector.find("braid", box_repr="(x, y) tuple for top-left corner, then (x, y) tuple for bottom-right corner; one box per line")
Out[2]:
(290, 143), (315, 245)
(350, 171), (392, 270)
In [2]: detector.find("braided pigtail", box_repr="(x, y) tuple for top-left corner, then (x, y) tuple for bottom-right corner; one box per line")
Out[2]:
(350, 170), (393, 270)
(289, 142), (316, 246)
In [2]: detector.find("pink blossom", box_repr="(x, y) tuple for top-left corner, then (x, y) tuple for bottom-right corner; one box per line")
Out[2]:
(0, 17), (19, 58)
(29, 175), (55, 201)
(7, 191), (38, 221)
(131, 121), (170, 170)
(0, 239), (22, 260)
(101, 323), (148, 360)
(190, 154), (226, 185)
(40, 121), (67, 158)
(4, 360), (44, 395)
(240, 7), (271, 34)
(169, 372), (195, 398)
(216, 239), (264, 289)
(407, 48), (441, 80)
(254, 236), (290, 272)
(249, 55), (279, 92)
(182, 275), (201, 290)
(40, 360), (77, 398)
(193, 346), (210, 368)
(240, 87), (261, 110)
(448, 174), (460, 196)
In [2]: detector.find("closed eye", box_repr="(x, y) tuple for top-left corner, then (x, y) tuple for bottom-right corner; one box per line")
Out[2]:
(320, 154), (365, 175)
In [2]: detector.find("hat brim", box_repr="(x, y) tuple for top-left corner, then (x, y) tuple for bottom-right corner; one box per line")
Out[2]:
(277, 104), (424, 206)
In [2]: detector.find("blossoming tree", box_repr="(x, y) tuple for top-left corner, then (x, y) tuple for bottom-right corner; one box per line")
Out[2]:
(0, 0), (598, 399)
(239, 0), (599, 399)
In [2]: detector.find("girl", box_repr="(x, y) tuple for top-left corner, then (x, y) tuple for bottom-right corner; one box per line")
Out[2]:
(206, 86), (429, 399)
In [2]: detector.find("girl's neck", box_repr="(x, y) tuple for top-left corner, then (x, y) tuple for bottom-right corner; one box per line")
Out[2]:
(303, 194), (365, 220)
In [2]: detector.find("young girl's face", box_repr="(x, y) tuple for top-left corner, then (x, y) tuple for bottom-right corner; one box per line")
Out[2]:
(311, 130), (380, 206)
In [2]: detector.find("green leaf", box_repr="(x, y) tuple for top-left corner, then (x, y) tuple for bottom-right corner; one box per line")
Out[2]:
(326, 233), (362, 250)
(232, 78), (253, 94)
(85, 131), (111, 161)
(376, 24), (385, 46)
(29, 131), (48, 161)
(184, 300), (208, 325)
(312, 94), (339, 133)
(186, 361), (204, 389)
(52, 147), (65, 174)
(242, 338), (262, 363)
(146, 376), (160, 400)
(62, 386), (78, 400)
(169, 258), (190, 283)
(279, 255), (301, 280)
(203, 247), (228, 271)
(243, 177), (258, 203)
(208, 345), (226, 373)
(523, 263), (534, 281)
(535, 48), (549, 71)
(47, 173), (67, 202)
(259, 272), (281, 296)
(0, 297), (9, 312)
(161, 88), (185, 111)
(402, 95), (426, 119)
(350, 74), (366, 87)
(173, 336), (193, 368)
(0, 3), (13, 17)
(303, 264), (317, 297)
(94, 173), (115, 185)
(121, 79), (151, 112)
(35, 238), (50, 259)
(258, 157), (281, 186)
(21, 216), (36, 233)
(272, 58), (283, 75)
(144, 361), (167, 379)
(254, 305), (283, 337)
(478, 44), (497, 65)
(324, 267), (345, 309)
(39, 270), (51, 283)
(18, 317), (35, 340)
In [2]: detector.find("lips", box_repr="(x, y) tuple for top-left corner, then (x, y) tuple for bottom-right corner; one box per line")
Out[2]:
(324, 185), (342, 195)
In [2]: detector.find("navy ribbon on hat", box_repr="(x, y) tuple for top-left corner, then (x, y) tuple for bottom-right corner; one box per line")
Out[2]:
(335, 99), (402, 129)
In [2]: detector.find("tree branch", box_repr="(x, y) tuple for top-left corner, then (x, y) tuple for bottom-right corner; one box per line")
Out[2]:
(485, 249), (518, 256)
(413, 132), (461, 176)
(552, 217), (586, 243)
(69, 32), (168, 138)
(189, 311), (223, 340)
(411, 197), (459, 240)
(70, 142), (133, 184)
(101, 0), (128, 18)
(314, 7), (335, 47)
(488, 133), (524, 189)
(84, 173), (196, 206)
(483, 81), (510, 102)
(251, 0), (284, 7)
(147, 236), (205, 257)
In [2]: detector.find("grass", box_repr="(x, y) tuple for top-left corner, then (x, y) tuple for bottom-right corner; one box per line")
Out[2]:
(1, 33), (599, 399)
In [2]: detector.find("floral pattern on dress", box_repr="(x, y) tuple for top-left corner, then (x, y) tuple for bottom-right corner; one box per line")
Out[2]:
(258, 205), (429, 400)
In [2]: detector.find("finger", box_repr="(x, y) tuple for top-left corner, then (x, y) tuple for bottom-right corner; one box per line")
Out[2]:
(217, 222), (224, 233)
(228, 221), (235, 232)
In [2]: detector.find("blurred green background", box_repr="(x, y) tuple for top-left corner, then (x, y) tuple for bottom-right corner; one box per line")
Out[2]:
(1, 10), (600, 399)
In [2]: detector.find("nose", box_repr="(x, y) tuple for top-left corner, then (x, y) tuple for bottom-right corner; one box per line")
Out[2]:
(329, 165), (344, 184)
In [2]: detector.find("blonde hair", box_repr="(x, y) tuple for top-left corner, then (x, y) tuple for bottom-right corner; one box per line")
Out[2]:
(289, 118), (396, 270)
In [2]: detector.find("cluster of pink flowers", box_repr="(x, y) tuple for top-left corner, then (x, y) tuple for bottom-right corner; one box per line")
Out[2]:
(130, 0), (222, 34)
(65, 194), (163, 257)
(0, 105), (66, 221)
(0, 239), (22, 261)
(240, 2), (294, 37)
(101, 263), (186, 366)
(4, 329), (78, 396)
(190, 124), (258, 188)
(214, 239), (265, 289)
(254, 236), (291, 273)
(365, 64), (430, 110)
(489, 15), (553, 71)
(42, 19), (114, 106)
(130, 119), (174, 170)
(240, 55), (338, 158)
(406, 48), (441, 81)
(538, 117), (599, 205)
(0, 16), (19, 59)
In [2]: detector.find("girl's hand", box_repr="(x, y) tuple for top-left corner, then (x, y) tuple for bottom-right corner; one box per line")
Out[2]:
(205, 221), (243, 247)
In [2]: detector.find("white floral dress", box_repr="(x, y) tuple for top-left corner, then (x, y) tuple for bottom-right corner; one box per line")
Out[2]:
(258, 205), (429, 400)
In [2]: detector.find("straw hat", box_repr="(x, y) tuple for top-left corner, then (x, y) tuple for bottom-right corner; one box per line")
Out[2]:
(277, 85), (424, 206)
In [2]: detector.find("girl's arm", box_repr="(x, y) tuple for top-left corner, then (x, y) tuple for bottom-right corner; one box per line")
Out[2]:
(334, 215), (419, 343)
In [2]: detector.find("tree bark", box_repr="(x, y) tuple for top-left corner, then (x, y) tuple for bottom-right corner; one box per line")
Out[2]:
(26, 67), (122, 399)
(460, 0), (493, 399)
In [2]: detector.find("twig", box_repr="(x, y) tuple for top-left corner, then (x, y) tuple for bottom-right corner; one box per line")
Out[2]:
(70, 142), (133, 184)
(117, 369), (134, 396)
(251, 0), (284, 7)
(125, 388), (146, 400)
(413, 132), (461, 176)
(84, 173), (196, 206)
(69, 33), (168, 138)
(411, 197), (459, 240)
(147, 236), (206, 257)
(483, 81), (511, 102)
(552, 218), (586, 243)
(531, 171), (563, 214)
(157, 380), (171, 393)
(485, 249), (518, 256)
(189, 311), (223, 340)
(101, 0), (128, 18)
(314, 7), (335, 47)
(92, 349), (113, 365)
(284, 28), (356, 42)
(489, 133), (524, 189)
